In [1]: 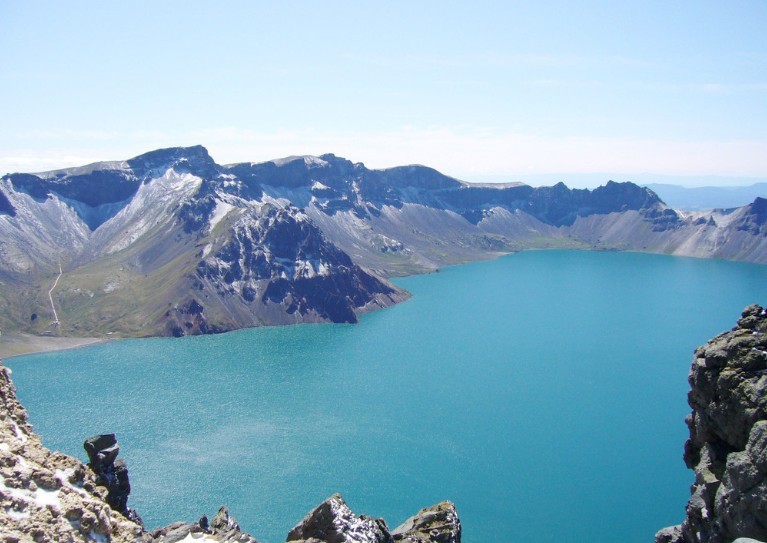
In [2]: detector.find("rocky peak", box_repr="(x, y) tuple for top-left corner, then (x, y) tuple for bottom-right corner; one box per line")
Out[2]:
(591, 180), (662, 209)
(735, 197), (767, 235)
(128, 145), (220, 180)
(379, 165), (462, 191)
(390, 501), (461, 543)
(520, 180), (666, 226)
(656, 304), (767, 543)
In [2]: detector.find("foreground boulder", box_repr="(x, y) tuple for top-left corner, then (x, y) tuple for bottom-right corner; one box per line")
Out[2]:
(656, 304), (767, 543)
(287, 493), (460, 543)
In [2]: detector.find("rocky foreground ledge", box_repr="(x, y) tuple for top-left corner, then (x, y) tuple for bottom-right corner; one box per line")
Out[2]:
(656, 304), (767, 543)
(0, 360), (460, 543)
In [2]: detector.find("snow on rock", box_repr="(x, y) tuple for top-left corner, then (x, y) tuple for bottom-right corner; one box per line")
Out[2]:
(286, 493), (391, 543)
(209, 200), (235, 231)
(304, 156), (330, 168)
(96, 168), (203, 254)
(287, 494), (462, 543)
(0, 179), (90, 273)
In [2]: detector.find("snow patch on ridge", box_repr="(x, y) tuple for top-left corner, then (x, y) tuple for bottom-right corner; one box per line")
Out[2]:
(209, 200), (235, 230)
(99, 168), (203, 254)
(178, 533), (220, 542)
(304, 156), (329, 167)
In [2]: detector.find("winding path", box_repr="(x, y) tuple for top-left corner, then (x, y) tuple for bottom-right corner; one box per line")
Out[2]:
(48, 264), (62, 326)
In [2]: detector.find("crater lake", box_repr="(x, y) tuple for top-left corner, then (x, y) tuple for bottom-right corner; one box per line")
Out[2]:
(7, 250), (767, 543)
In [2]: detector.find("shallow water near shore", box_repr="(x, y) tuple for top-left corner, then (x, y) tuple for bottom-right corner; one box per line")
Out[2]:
(8, 250), (767, 543)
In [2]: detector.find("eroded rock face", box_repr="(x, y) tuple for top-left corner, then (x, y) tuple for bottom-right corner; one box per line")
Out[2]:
(656, 304), (767, 543)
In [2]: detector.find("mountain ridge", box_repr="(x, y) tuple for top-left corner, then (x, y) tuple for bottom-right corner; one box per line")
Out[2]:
(1, 145), (766, 341)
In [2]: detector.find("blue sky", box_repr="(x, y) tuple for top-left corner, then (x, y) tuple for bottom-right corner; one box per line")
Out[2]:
(2, 1), (766, 186)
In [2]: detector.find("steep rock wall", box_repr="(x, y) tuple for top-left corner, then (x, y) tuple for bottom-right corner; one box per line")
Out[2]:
(656, 305), (767, 543)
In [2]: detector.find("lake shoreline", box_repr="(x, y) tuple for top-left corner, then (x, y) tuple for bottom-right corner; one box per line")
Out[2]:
(0, 333), (106, 360)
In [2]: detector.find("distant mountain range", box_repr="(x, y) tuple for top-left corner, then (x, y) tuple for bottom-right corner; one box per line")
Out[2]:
(643, 182), (767, 211)
(1, 145), (766, 338)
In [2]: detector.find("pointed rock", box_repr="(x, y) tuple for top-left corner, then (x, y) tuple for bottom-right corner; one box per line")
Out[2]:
(391, 501), (461, 543)
(286, 493), (392, 543)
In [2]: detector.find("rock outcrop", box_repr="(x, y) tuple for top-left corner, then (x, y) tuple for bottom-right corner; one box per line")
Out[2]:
(656, 304), (767, 543)
(286, 493), (460, 543)
(390, 501), (461, 543)
(1, 358), (460, 543)
(83, 433), (143, 526)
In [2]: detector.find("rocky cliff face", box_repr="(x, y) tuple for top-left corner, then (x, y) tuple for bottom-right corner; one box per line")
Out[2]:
(1, 146), (766, 341)
(1, 359), (461, 543)
(656, 304), (767, 543)
(0, 147), (406, 339)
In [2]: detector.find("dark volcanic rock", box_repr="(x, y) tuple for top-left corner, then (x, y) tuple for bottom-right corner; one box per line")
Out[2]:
(656, 304), (767, 543)
(84, 433), (143, 526)
(198, 205), (399, 324)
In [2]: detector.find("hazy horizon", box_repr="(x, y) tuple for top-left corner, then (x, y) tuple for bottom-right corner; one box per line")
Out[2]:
(7, 146), (767, 190)
(2, 2), (766, 186)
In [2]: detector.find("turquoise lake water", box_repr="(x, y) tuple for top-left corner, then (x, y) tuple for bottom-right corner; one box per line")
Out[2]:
(7, 250), (767, 543)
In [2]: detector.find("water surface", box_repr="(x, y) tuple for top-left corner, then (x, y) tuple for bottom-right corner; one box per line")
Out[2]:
(8, 250), (767, 543)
